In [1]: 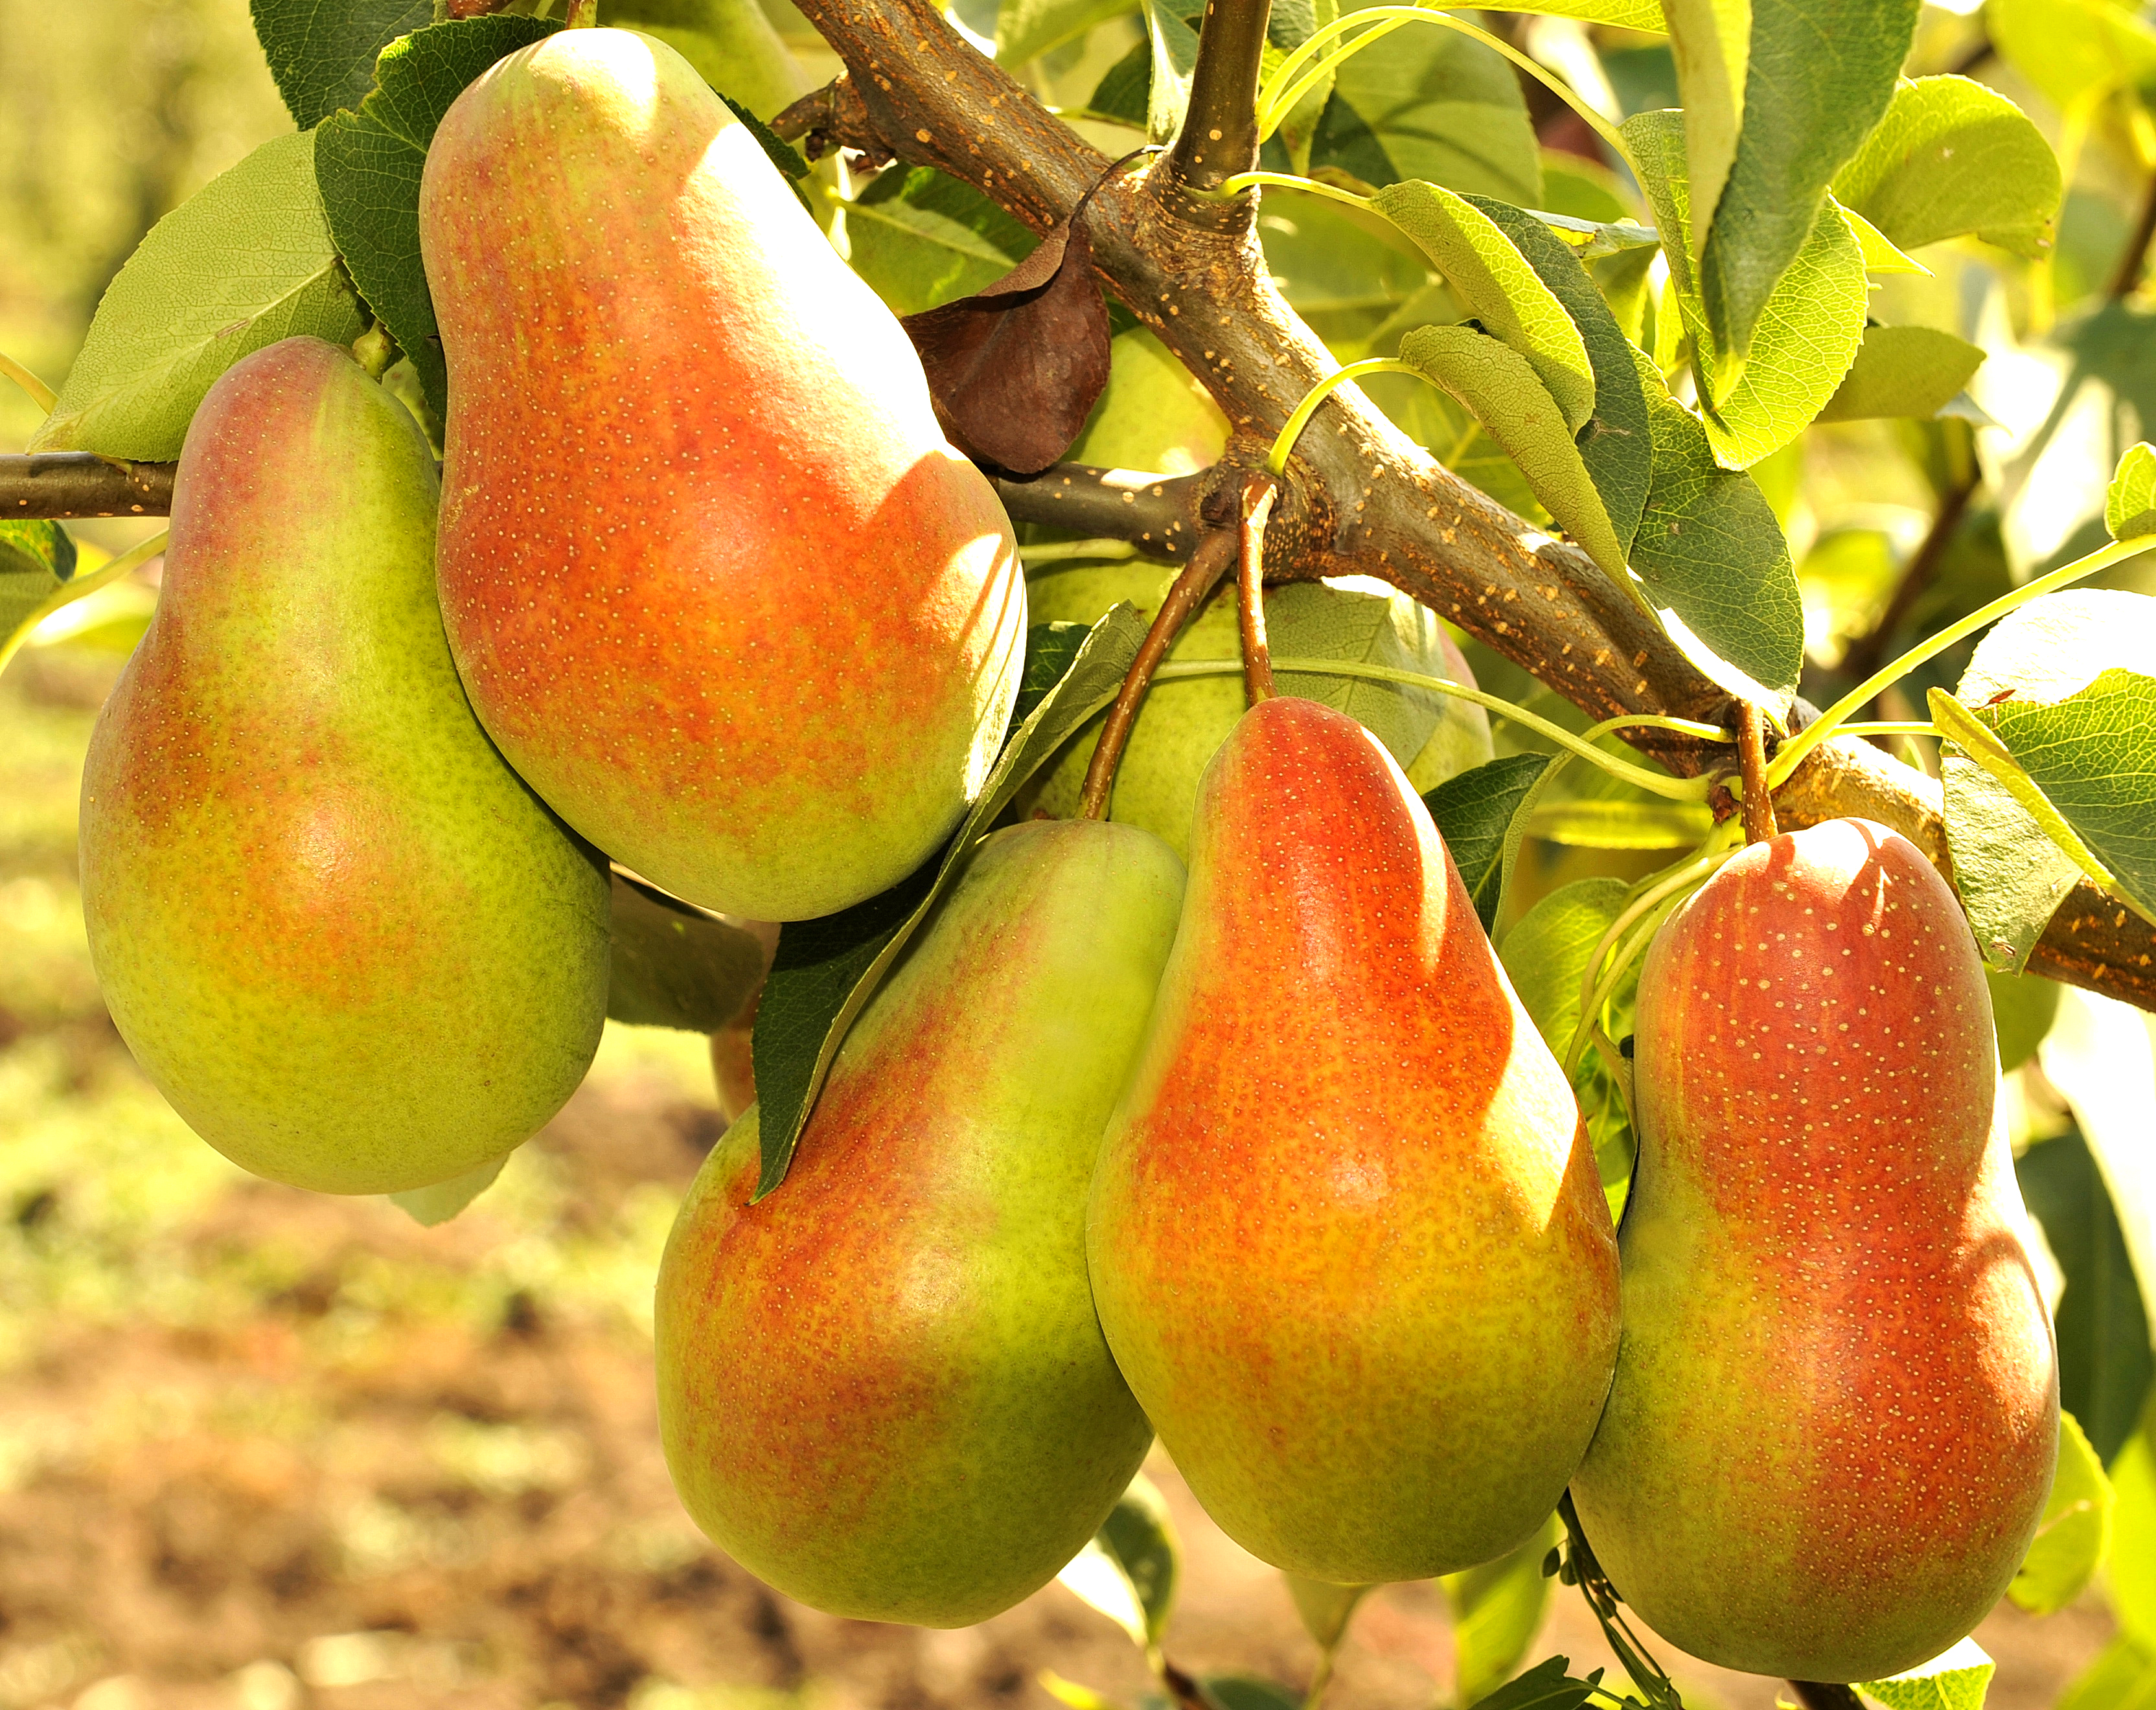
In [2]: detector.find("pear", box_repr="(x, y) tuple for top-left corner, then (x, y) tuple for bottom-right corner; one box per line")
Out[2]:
(420, 28), (1025, 922)
(78, 337), (610, 1195)
(1018, 571), (1493, 859)
(1570, 817), (2059, 1682)
(1086, 695), (1619, 1584)
(656, 817), (1183, 1625)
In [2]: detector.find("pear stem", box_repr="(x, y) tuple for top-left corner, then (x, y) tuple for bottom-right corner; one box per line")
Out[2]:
(1736, 702), (1778, 845)
(1238, 476), (1278, 705)
(1786, 1687), (1863, 1710)
(1076, 527), (1239, 820)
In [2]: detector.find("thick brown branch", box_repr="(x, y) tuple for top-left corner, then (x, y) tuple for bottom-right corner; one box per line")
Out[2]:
(1, 453), (174, 518)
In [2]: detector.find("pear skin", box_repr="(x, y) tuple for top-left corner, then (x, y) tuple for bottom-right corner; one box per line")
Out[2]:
(78, 337), (610, 1194)
(1570, 818), (2059, 1682)
(420, 28), (1024, 921)
(656, 818), (1182, 1625)
(1086, 695), (1619, 1584)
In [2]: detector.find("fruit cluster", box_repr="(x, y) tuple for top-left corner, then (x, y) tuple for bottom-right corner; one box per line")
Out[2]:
(76, 26), (2059, 1692)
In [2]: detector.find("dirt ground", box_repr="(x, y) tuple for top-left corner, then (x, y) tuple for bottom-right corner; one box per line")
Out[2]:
(0, 650), (2120, 1710)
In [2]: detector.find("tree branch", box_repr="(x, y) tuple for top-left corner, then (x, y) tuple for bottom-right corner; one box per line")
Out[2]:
(994, 464), (1208, 556)
(1, 453), (174, 518)
(1162, 0), (1272, 223)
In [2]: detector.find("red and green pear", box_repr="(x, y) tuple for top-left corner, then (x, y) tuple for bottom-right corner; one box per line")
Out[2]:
(1570, 817), (2059, 1682)
(420, 28), (1024, 922)
(1086, 694), (1619, 1584)
(78, 337), (610, 1195)
(656, 817), (1183, 1625)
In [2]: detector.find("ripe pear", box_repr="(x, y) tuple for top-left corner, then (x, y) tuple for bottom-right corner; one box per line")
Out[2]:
(420, 28), (1025, 922)
(1018, 570), (1492, 858)
(78, 337), (610, 1194)
(1086, 695), (1619, 1584)
(657, 817), (1183, 1625)
(1570, 818), (2059, 1682)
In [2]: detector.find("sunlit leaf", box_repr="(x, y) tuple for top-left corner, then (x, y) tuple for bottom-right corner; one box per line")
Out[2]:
(2010, 1409), (2115, 1615)
(1833, 75), (2061, 259)
(1815, 325), (1987, 424)
(2108, 442), (2156, 542)
(1859, 1636), (1995, 1710)
(1443, 1514), (1563, 1710)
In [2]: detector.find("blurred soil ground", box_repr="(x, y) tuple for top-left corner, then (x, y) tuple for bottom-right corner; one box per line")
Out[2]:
(0, 650), (2118, 1710)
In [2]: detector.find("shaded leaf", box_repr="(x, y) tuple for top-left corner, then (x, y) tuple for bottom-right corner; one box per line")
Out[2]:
(1090, 41), (1154, 126)
(1270, 580), (1459, 767)
(996, 0), (1142, 65)
(2018, 1129), (2155, 1467)
(1199, 1680), (1302, 1710)
(1143, 0), (1202, 144)
(1500, 879), (1627, 1059)
(1990, 967), (2064, 1073)
(1531, 208), (1662, 261)
(606, 870), (772, 1033)
(1313, 16), (1539, 204)
(2109, 442), (2156, 542)
(1628, 346), (1803, 718)
(2010, 1409), (2116, 1615)
(1397, 326), (1624, 573)
(250, 0), (433, 130)
(1833, 75), (2061, 259)
(2113, 1416), (2156, 1643)
(903, 220), (1113, 475)
(1467, 195), (1651, 560)
(1287, 1575), (1371, 1652)
(1695, 0), (1918, 367)
(30, 131), (369, 459)
(1443, 1514), (1563, 1709)
(0, 521), (78, 652)
(1815, 325), (1987, 424)
(1466, 1655), (1598, 1710)
(1370, 181), (1596, 431)
(1859, 1637), (1995, 1710)
(1425, 753), (1555, 933)
(1058, 1472), (1180, 1649)
(315, 16), (560, 422)
(750, 606), (1151, 1194)
(387, 1154), (507, 1227)
(847, 164), (1037, 317)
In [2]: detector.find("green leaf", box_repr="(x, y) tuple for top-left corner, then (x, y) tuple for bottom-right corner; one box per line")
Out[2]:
(0, 521), (79, 653)
(1859, 1636), (1995, 1710)
(1944, 753), (2085, 974)
(1695, 0), (1918, 367)
(1370, 181), (1596, 432)
(1058, 1471), (1180, 1648)
(29, 130), (369, 459)
(1313, 15), (1540, 204)
(250, 0), (433, 130)
(1531, 209), (1662, 262)
(715, 91), (812, 183)
(749, 605), (1151, 1196)
(1508, 0), (1666, 22)
(1465, 196), (1651, 559)
(1443, 1514), (1563, 1709)
(1396, 325), (1625, 575)
(1627, 346), (1804, 718)
(605, 871), (770, 1033)
(1986, 0), (2156, 117)
(1199, 1680), (1301, 1710)
(1499, 879), (1627, 1059)
(2010, 1409), (2116, 1615)
(1526, 798), (1713, 849)
(1815, 325), (1988, 424)
(1832, 76), (2061, 260)
(2059, 1635), (2156, 1710)
(1989, 967), (2063, 1072)
(1270, 580), (1458, 769)
(996, 0), (1141, 64)
(1623, 109), (1868, 468)
(845, 165), (1037, 317)
(1464, 1655), (1599, 1710)
(2113, 1416), (2156, 1643)
(1142, 0), (1202, 143)
(2017, 1132), (2154, 1467)
(315, 16), (560, 422)
(1662, 0), (1750, 260)
(2109, 443), (2156, 542)
(1425, 753), (1556, 933)
(1089, 41), (1153, 126)
(1013, 622), (1097, 733)
(1842, 206), (1932, 275)
(387, 1154), (507, 1227)
(1286, 1575), (1371, 1651)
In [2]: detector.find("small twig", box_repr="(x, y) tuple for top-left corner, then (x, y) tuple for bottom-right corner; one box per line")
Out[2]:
(1160, 1661), (1211, 1710)
(1077, 527), (1238, 819)
(993, 464), (1208, 559)
(1237, 476), (1278, 704)
(1164, 0), (1274, 216)
(769, 77), (892, 168)
(2109, 167), (2156, 301)
(1736, 703), (1778, 845)
(1835, 472), (1978, 687)
(0, 454), (175, 519)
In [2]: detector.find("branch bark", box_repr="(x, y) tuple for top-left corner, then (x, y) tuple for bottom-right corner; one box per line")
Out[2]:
(1, 453), (173, 518)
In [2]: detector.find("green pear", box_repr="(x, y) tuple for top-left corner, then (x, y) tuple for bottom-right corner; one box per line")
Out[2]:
(1570, 818), (2059, 1682)
(1087, 696), (1619, 1584)
(657, 817), (1183, 1624)
(421, 28), (1024, 922)
(1018, 569), (1492, 859)
(78, 337), (610, 1194)
(1069, 327), (1230, 475)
